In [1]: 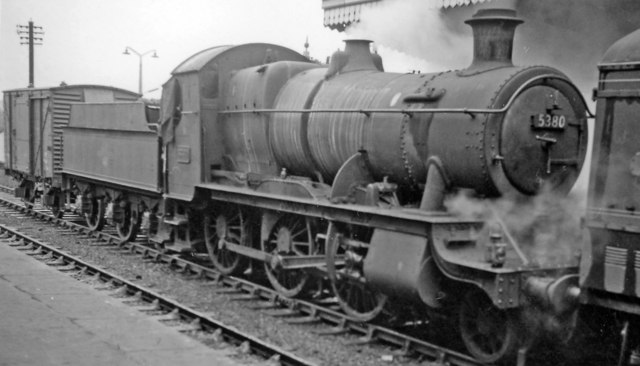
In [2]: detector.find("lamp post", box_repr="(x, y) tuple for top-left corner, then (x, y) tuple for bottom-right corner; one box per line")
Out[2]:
(122, 46), (158, 95)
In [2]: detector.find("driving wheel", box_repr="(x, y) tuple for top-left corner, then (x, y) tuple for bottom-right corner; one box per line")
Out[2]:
(262, 214), (316, 298)
(204, 205), (250, 275)
(326, 223), (387, 321)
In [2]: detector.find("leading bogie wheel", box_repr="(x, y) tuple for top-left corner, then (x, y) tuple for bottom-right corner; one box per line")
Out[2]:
(459, 289), (520, 364)
(116, 204), (141, 241)
(204, 205), (250, 276)
(85, 197), (106, 231)
(262, 214), (316, 298)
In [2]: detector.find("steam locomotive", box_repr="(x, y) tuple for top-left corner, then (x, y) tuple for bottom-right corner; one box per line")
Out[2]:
(581, 26), (640, 366)
(3, 8), (593, 364)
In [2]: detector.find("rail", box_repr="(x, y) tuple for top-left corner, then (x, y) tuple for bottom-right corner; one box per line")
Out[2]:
(0, 185), (485, 366)
(0, 224), (314, 366)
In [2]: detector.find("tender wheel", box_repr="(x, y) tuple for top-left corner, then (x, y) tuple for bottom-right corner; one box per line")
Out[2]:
(262, 215), (316, 298)
(85, 197), (106, 231)
(204, 205), (250, 275)
(45, 189), (65, 219)
(326, 223), (387, 321)
(116, 204), (141, 241)
(21, 182), (36, 208)
(459, 289), (520, 364)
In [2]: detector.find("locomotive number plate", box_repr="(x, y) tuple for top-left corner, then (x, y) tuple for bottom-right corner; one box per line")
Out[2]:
(531, 113), (567, 130)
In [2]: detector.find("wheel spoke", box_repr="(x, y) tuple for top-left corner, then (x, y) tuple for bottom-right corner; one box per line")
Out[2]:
(226, 232), (241, 243)
(327, 225), (386, 321)
(263, 215), (316, 298)
(292, 241), (311, 255)
(291, 228), (307, 240)
(204, 206), (249, 275)
(288, 220), (302, 232)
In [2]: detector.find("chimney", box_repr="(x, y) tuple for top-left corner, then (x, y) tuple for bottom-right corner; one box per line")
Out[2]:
(325, 39), (383, 79)
(464, 8), (523, 71)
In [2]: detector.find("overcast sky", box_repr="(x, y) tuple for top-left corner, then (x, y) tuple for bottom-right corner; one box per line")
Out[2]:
(0, 0), (345, 98)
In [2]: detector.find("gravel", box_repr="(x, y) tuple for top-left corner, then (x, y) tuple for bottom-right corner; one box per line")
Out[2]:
(0, 175), (428, 366)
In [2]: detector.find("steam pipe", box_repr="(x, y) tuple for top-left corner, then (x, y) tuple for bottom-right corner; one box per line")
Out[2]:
(488, 206), (530, 265)
(420, 163), (448, 211)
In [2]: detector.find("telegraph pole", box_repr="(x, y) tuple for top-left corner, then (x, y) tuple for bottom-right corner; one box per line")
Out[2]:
(17, 20), (44, 88)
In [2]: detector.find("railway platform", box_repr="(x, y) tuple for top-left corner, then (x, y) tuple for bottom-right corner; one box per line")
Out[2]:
(0, 238), (241, 366)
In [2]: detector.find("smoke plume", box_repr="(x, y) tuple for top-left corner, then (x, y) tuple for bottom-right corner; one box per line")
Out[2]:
(345, 0), (472, 71)
(348, 0), (640, 97)
(445, 187), (585, 268)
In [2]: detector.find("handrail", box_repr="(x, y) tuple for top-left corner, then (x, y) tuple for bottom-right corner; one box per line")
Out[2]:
(218, 74), (595, 119)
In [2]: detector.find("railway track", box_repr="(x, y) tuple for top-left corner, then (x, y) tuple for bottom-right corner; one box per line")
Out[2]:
(0, 185), (485, 366)
(0, 223), (315, 366)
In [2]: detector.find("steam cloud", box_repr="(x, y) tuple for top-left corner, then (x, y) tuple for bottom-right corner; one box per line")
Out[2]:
(445, 188), (584, 267)
(345, 0), (472, 71)
(346, 0), (640, 97)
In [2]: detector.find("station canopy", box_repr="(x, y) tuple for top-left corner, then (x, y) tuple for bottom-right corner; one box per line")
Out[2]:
(322, 0), (492, 30)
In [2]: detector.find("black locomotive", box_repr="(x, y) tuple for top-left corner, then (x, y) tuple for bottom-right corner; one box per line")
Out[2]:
(3, 8), (593, 364)
(581, 25), (640, 366)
